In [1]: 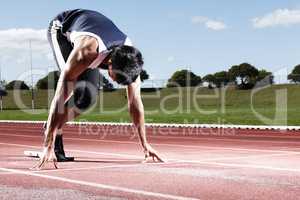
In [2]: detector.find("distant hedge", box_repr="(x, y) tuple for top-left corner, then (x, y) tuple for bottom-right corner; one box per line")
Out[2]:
(6, 80), (30, 90)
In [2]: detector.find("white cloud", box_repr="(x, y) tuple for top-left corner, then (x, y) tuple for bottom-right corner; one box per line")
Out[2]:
(191, 16), (227, 31)
(205, 20), (227, 31)
(0, 28), (55, 82)
(0, 28), (51, 63)
(252, 9), (300, 28)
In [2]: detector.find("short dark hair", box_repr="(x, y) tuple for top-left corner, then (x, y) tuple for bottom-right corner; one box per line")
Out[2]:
(111, 45), (144, 85)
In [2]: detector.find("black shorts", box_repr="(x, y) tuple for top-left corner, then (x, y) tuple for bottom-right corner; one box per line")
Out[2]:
(47, 19), (100, 111)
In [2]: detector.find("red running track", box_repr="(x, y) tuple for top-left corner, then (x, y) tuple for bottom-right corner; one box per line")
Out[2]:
(0, 122), (299, 200)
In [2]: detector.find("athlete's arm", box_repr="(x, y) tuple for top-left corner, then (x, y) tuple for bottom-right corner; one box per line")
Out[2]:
(127, 77), (164, 162)
(35, 36), (99, 169)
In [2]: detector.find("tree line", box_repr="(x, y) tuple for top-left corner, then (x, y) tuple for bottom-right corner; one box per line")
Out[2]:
(1, 70), (150, 91)
(167, 63), (300, 89)
(1, 64), (300, 91)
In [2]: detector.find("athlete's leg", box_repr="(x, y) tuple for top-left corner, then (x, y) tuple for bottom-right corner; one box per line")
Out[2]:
(57, 68), (101, 128)
(46, 20), (100, 162)
(42, 69), (100, 161)
(46, 20), (75, 161)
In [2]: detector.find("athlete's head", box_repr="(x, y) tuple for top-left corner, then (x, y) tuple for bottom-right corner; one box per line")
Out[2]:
(108, 45), (143, 85)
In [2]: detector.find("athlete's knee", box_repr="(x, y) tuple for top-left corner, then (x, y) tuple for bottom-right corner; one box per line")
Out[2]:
(74, 90), (95, 110)
(73, 82), (98, 111)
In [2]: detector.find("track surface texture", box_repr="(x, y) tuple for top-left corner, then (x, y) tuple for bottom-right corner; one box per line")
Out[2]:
(0, 122), (299, 200)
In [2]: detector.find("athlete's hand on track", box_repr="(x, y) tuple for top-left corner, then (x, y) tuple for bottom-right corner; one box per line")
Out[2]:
(142, 143), (164, 163)
(31, 146), (58, 170)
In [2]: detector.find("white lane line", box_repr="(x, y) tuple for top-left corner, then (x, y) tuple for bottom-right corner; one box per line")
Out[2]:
(1, 142), (300, 173)
(33, 153), (300, 173)
(1, 126), (299, 145)
(61, 138), (300, 154)
(34, 161), (179, 173)
(33, 165), (132, 173)
(175, 152), (300, 163)
(192, 161), (300, 173)
(0, 142), (142, 159)
(0, 167), (199, 200)
(0, 133), (299, 154)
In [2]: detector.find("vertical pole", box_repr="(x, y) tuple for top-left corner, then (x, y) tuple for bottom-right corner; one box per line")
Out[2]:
(0, 96), (2, 111)
(29, 40), (35, 110)
(0, 59), (2, 111)
(186, 66), (191, 115)
(0, 58), (2, 85)
(0, 58), (2, 89)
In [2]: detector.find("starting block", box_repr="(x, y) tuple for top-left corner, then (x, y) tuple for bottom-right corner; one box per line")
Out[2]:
(24, 150), (42, 158)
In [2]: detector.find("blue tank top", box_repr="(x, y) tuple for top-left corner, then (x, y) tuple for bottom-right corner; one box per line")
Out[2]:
(54, 9), (128, 51)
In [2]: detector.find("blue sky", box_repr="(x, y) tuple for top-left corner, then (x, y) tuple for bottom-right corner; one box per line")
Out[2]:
(0, 0), (300, 84)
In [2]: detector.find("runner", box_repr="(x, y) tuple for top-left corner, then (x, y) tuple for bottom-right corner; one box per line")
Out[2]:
(34, 9), (163, 169)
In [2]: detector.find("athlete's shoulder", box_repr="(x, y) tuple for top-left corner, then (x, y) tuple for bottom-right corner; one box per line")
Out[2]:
(55, 9), (101, 21)
(66, 9), (104, 17)
(54, 9), (78, 21)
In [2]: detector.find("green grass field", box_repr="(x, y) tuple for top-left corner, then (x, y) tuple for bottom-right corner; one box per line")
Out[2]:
(0, 84), (299, 125)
